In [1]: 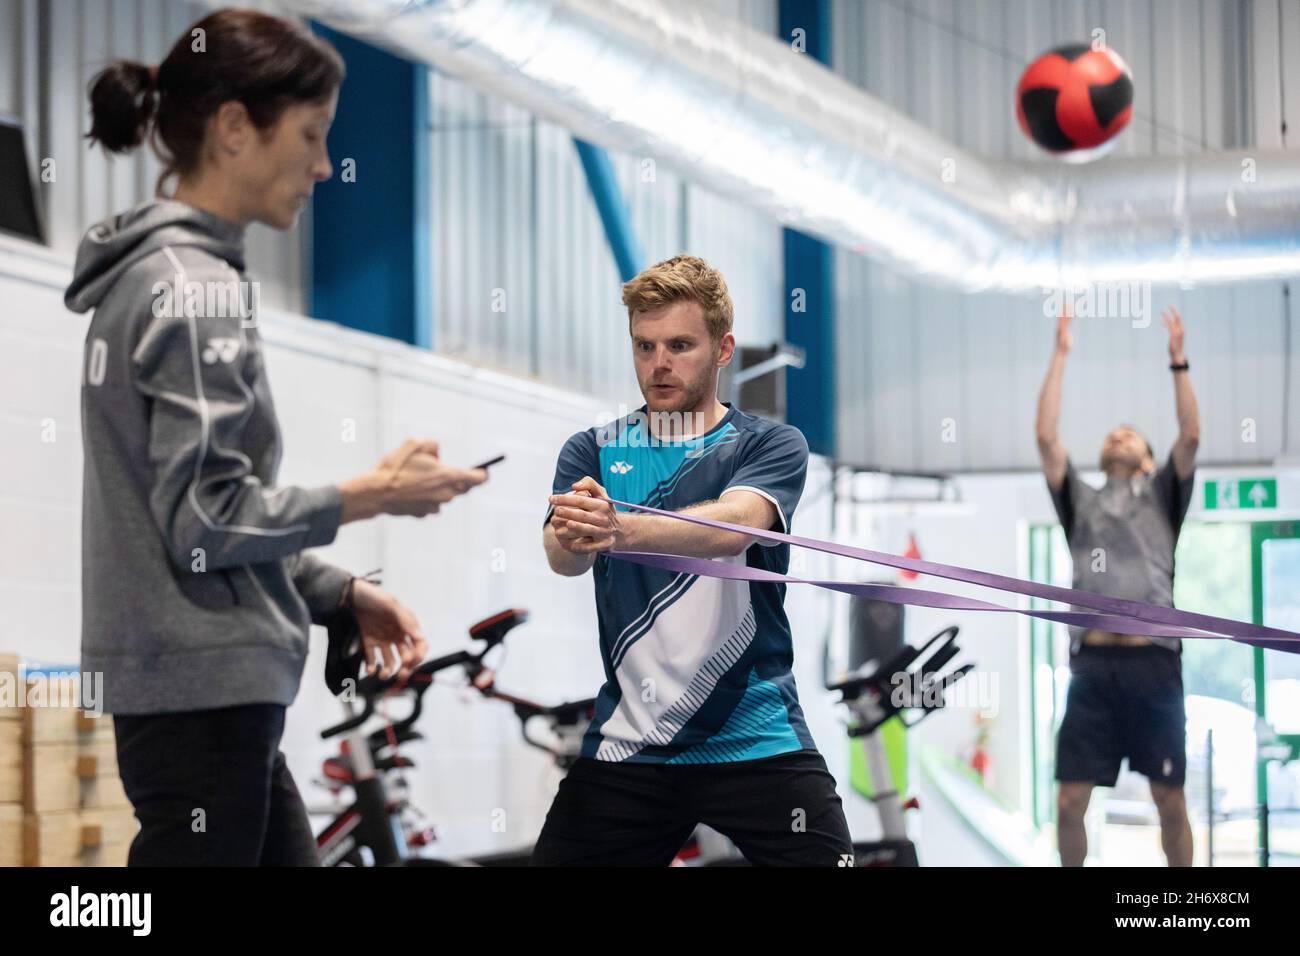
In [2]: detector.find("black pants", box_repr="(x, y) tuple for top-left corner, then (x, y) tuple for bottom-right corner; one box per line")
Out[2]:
(113, 703), (319, 866)
(532, 749), (852, 866)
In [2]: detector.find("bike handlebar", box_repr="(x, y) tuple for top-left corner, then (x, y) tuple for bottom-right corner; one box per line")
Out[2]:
(827, 625), (961, 700)
(830, 625), (973, 738)
(323, 609), (531, 743)
(319, 670), (401, 739)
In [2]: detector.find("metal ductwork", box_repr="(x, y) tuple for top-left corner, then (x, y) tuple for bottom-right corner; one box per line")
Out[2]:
(272, 0), (1300, 293)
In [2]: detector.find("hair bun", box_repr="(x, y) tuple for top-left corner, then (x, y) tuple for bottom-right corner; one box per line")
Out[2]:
(86, 60), (158, 154)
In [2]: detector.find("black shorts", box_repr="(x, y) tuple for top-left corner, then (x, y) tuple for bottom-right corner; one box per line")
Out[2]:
(532, 748), (852, 866)
(1055, 644), (1186, 788)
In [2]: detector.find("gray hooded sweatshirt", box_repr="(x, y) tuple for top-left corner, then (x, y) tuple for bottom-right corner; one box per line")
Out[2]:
(65, 199), (352, 714)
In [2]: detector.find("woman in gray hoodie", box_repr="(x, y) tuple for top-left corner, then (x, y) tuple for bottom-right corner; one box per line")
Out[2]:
(64, 8), (487, 866)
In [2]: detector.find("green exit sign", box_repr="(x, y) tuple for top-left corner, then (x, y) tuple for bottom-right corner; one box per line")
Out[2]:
(1204, 477), (1277, 510)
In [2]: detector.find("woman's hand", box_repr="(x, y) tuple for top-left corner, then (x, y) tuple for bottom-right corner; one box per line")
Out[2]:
(340, 438), (488, 523)
(349, 578), (427, 680)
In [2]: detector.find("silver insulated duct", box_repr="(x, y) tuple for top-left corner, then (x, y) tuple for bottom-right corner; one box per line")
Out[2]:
(276, 0), (1300, 293)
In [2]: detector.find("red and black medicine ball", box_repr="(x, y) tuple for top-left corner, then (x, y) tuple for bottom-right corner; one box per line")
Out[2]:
(1016, 44), (1134, 157)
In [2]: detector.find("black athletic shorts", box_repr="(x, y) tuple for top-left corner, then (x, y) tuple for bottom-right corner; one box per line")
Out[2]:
(1055, 644), (1187, 788)
(532, 748), (852, 866)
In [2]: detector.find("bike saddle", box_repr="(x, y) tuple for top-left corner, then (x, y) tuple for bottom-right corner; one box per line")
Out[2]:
(469, 608), (530, 648)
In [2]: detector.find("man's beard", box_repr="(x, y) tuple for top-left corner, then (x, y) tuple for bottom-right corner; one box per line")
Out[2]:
(643, 367), (712, 414)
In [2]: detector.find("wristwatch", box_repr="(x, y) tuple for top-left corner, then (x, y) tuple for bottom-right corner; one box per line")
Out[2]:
(1169, 360), (1190, 372)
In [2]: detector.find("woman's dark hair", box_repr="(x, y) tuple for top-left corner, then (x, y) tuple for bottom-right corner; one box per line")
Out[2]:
(86, 8), (344, 191)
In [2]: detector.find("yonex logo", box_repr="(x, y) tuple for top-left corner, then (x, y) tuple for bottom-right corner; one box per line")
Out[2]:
(610, 461), (634, 475)
(837, 854), (855, 867)
(202, 337), (240, 365)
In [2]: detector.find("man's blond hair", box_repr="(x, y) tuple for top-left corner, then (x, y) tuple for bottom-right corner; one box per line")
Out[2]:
(622, 255), (733, 341)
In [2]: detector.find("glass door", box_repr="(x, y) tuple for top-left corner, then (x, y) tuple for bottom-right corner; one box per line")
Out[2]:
(1251, 521), (1300, 866)
(1028, 519), (1259, 865)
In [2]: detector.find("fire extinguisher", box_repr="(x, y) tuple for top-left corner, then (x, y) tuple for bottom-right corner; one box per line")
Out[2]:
(970, 712), (993, 786)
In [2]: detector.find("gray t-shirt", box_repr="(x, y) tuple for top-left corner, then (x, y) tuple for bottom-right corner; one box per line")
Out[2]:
(1047, 455), (1195, 653)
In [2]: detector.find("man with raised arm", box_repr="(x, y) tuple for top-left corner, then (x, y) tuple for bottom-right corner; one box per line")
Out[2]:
(1036, 304), (1200, 867)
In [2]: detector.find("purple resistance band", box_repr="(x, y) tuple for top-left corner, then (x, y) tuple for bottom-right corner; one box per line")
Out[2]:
(594, 497), (1300, 653)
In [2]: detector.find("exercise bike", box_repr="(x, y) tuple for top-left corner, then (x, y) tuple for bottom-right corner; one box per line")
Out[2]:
(316, 609), (970, 867)
(827, 624), (973, 867)
(445, 649), (598, 865)
(313, 608), (598, 866)
(313, 608), (528, 866)
(461, 649), (594, 775)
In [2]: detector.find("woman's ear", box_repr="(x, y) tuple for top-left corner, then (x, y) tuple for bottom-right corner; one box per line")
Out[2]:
(211, 100), (252, 156)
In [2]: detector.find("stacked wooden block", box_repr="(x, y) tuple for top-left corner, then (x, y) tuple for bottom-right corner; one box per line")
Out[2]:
(0, 655), (137, 866)
(0, 655), (19, 866)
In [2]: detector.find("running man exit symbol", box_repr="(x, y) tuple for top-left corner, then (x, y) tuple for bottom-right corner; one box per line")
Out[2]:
(1204, 478), (1277, 510)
